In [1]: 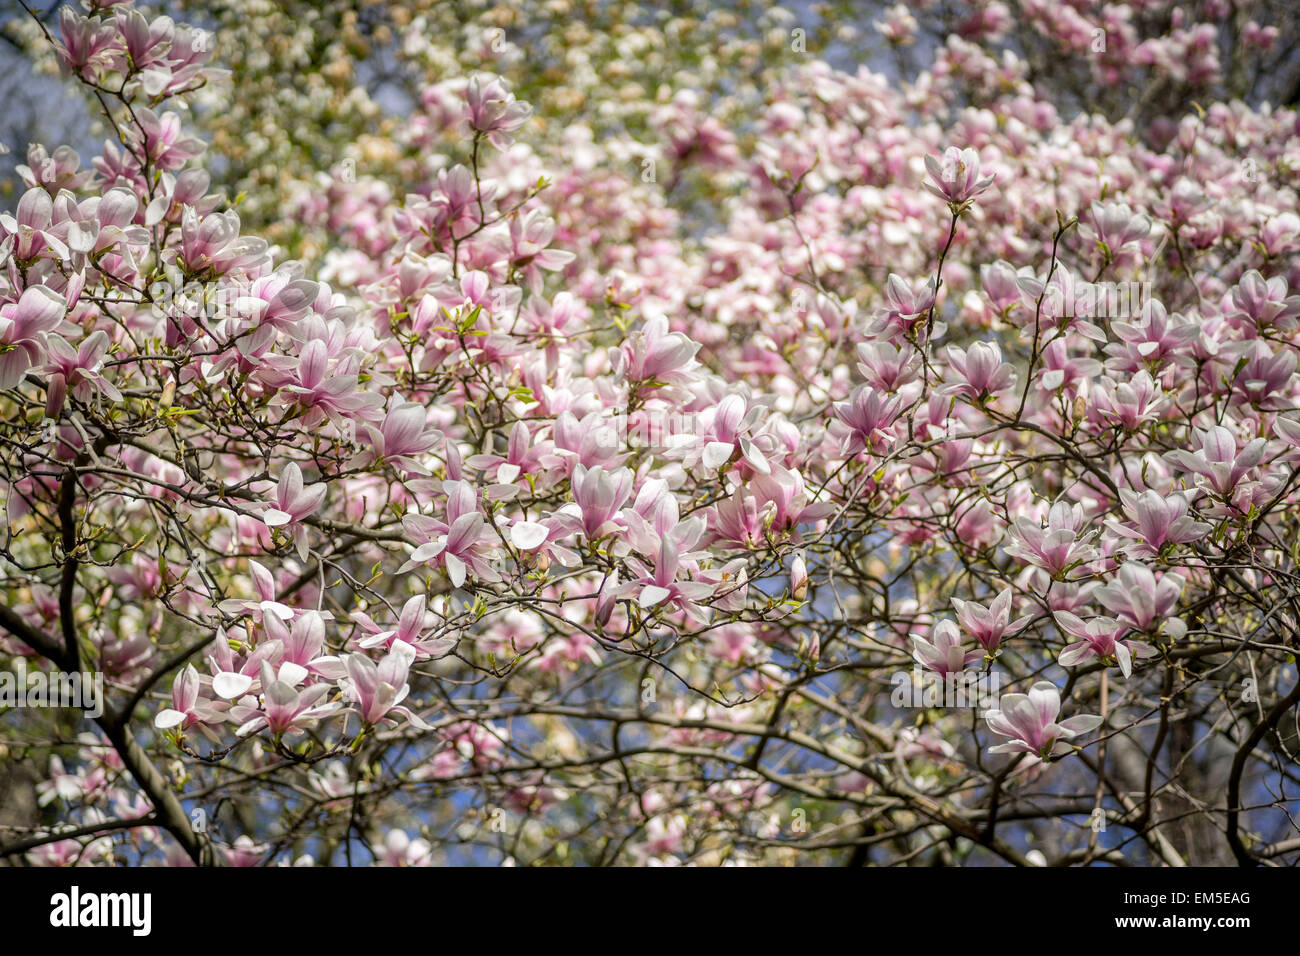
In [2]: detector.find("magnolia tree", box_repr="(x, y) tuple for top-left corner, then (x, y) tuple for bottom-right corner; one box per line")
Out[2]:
(1, 0), (1300, 867)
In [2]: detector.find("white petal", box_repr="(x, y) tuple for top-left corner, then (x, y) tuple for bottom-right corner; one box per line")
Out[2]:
(260, 600), (295, 621)
(445, 553), (467, 588)
(263, 508), (293, 527)
(639, 585), (671, 608)
(236, 717), (268, 737)
(702, 441), (734, 470)
(509, 521), (549, 550)
(212, 672), (253, 700)
(277, 661), (309, 686)
(154, 709), (186, 729)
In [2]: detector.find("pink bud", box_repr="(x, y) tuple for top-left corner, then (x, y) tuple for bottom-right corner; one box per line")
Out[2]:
(790, 554), (808, 601)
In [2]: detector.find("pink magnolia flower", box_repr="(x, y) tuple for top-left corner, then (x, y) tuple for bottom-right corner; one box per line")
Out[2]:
(594, 571), (621, 628)
(377, 829), (433, 867)
(127, 108), (205, 172)
(466, 420), (547, 484)
(178, 207), (267, 277)
(1093, 562), (1185, 636)
(1093, 370), (1168, 429)
(984, 681), (1103, 758)
(1229, 340), (1297, 410)
(1, 189), (72, 263)
(543, 409), (629, 474)
(1105, 300), (1199, 373)
(241, 274), (324, 334)
(709, 491), (775, 548)
(362, 402), (442, 473)
(1037, 339), (1102, 394)
(521, 291), (586, 367)
(352, 595), (456, 658)
(268, 338), (384, 429)
(951, 587), (1031, 653)
(750, 466), (834, 533)
(923, 146), (996, 206)
(39, 330), (122, 418)
(115, 7), (175, 93)
(856, 341), (922, 393)
(216, 560), (295, 623)
(1258, 214), (1300, 257)
(464, 74), (532, 148)
(1274, 416), (1300, 448)
(232, 660), (341, 737)
(689, 392), (772, 474)
(222, 836), (269, 867)
(1054, 611), (1157, 677)
(1109, 489), (1211, 557)
(1228, 270), (1300, 334)
(622, 516), (715, 625)
(262, 611), (346, 678)
(942, 340), (1016, 401)
(1165, 425), (1267, 498)
(830, 385), (902, 457)
(206, 629), (292, 701)
(54, 6), (121, 78)
(911, 619), (983, 677)
(1083, 199), (1152, 255)
(564, 464), (633, 539)
(611, 315), (700, 389)
(789, 553), (809, 601)
(503, 209), (574, 294)
(16, 144), (92, 193)
(0, 286), (66, 388)
(154, 664), (228, 732)
(1004, 501), (1098, 578)
(261, 462), (326, 559)
(980, 260), (1025, 315)
(342, 642), (431, 729)
(866, 273), (938, 337)
(401, 481), (500, 587)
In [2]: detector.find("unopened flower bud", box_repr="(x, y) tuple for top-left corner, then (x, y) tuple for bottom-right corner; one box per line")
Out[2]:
(790, 553), (808, 601)
(595, 571), (619, 627)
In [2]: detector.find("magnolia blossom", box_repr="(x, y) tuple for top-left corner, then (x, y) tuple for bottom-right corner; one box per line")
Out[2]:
(1083, 199), (1152, 253)
(912, 620), (983, 677)
(984, 681), (1103, 758)
(1004, 501), (1098, 578)
(1165, 426), (1268, 499)
(1093, 563), (1186, 638)
(154, 664), (228, 732)
(830, 385), (902, 456)
(611, 314), (700, 389)
(924, 146), (996, 206)
(261, 462), (327, 559)
(11, 0), (1300, 870)
(951, 588), (1031, 654)
(342, 642), (431, 729)
(1054, 611), (1157, 678)
(464, 74), (532, 148)
(352, 595), (456, 658)
(401, 483), (501, 586)
(1109, 490), (1211, 558)
(942, 341), (1016, 402)
(0, 286), (66, 389)
(230, 660), (342, 737)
